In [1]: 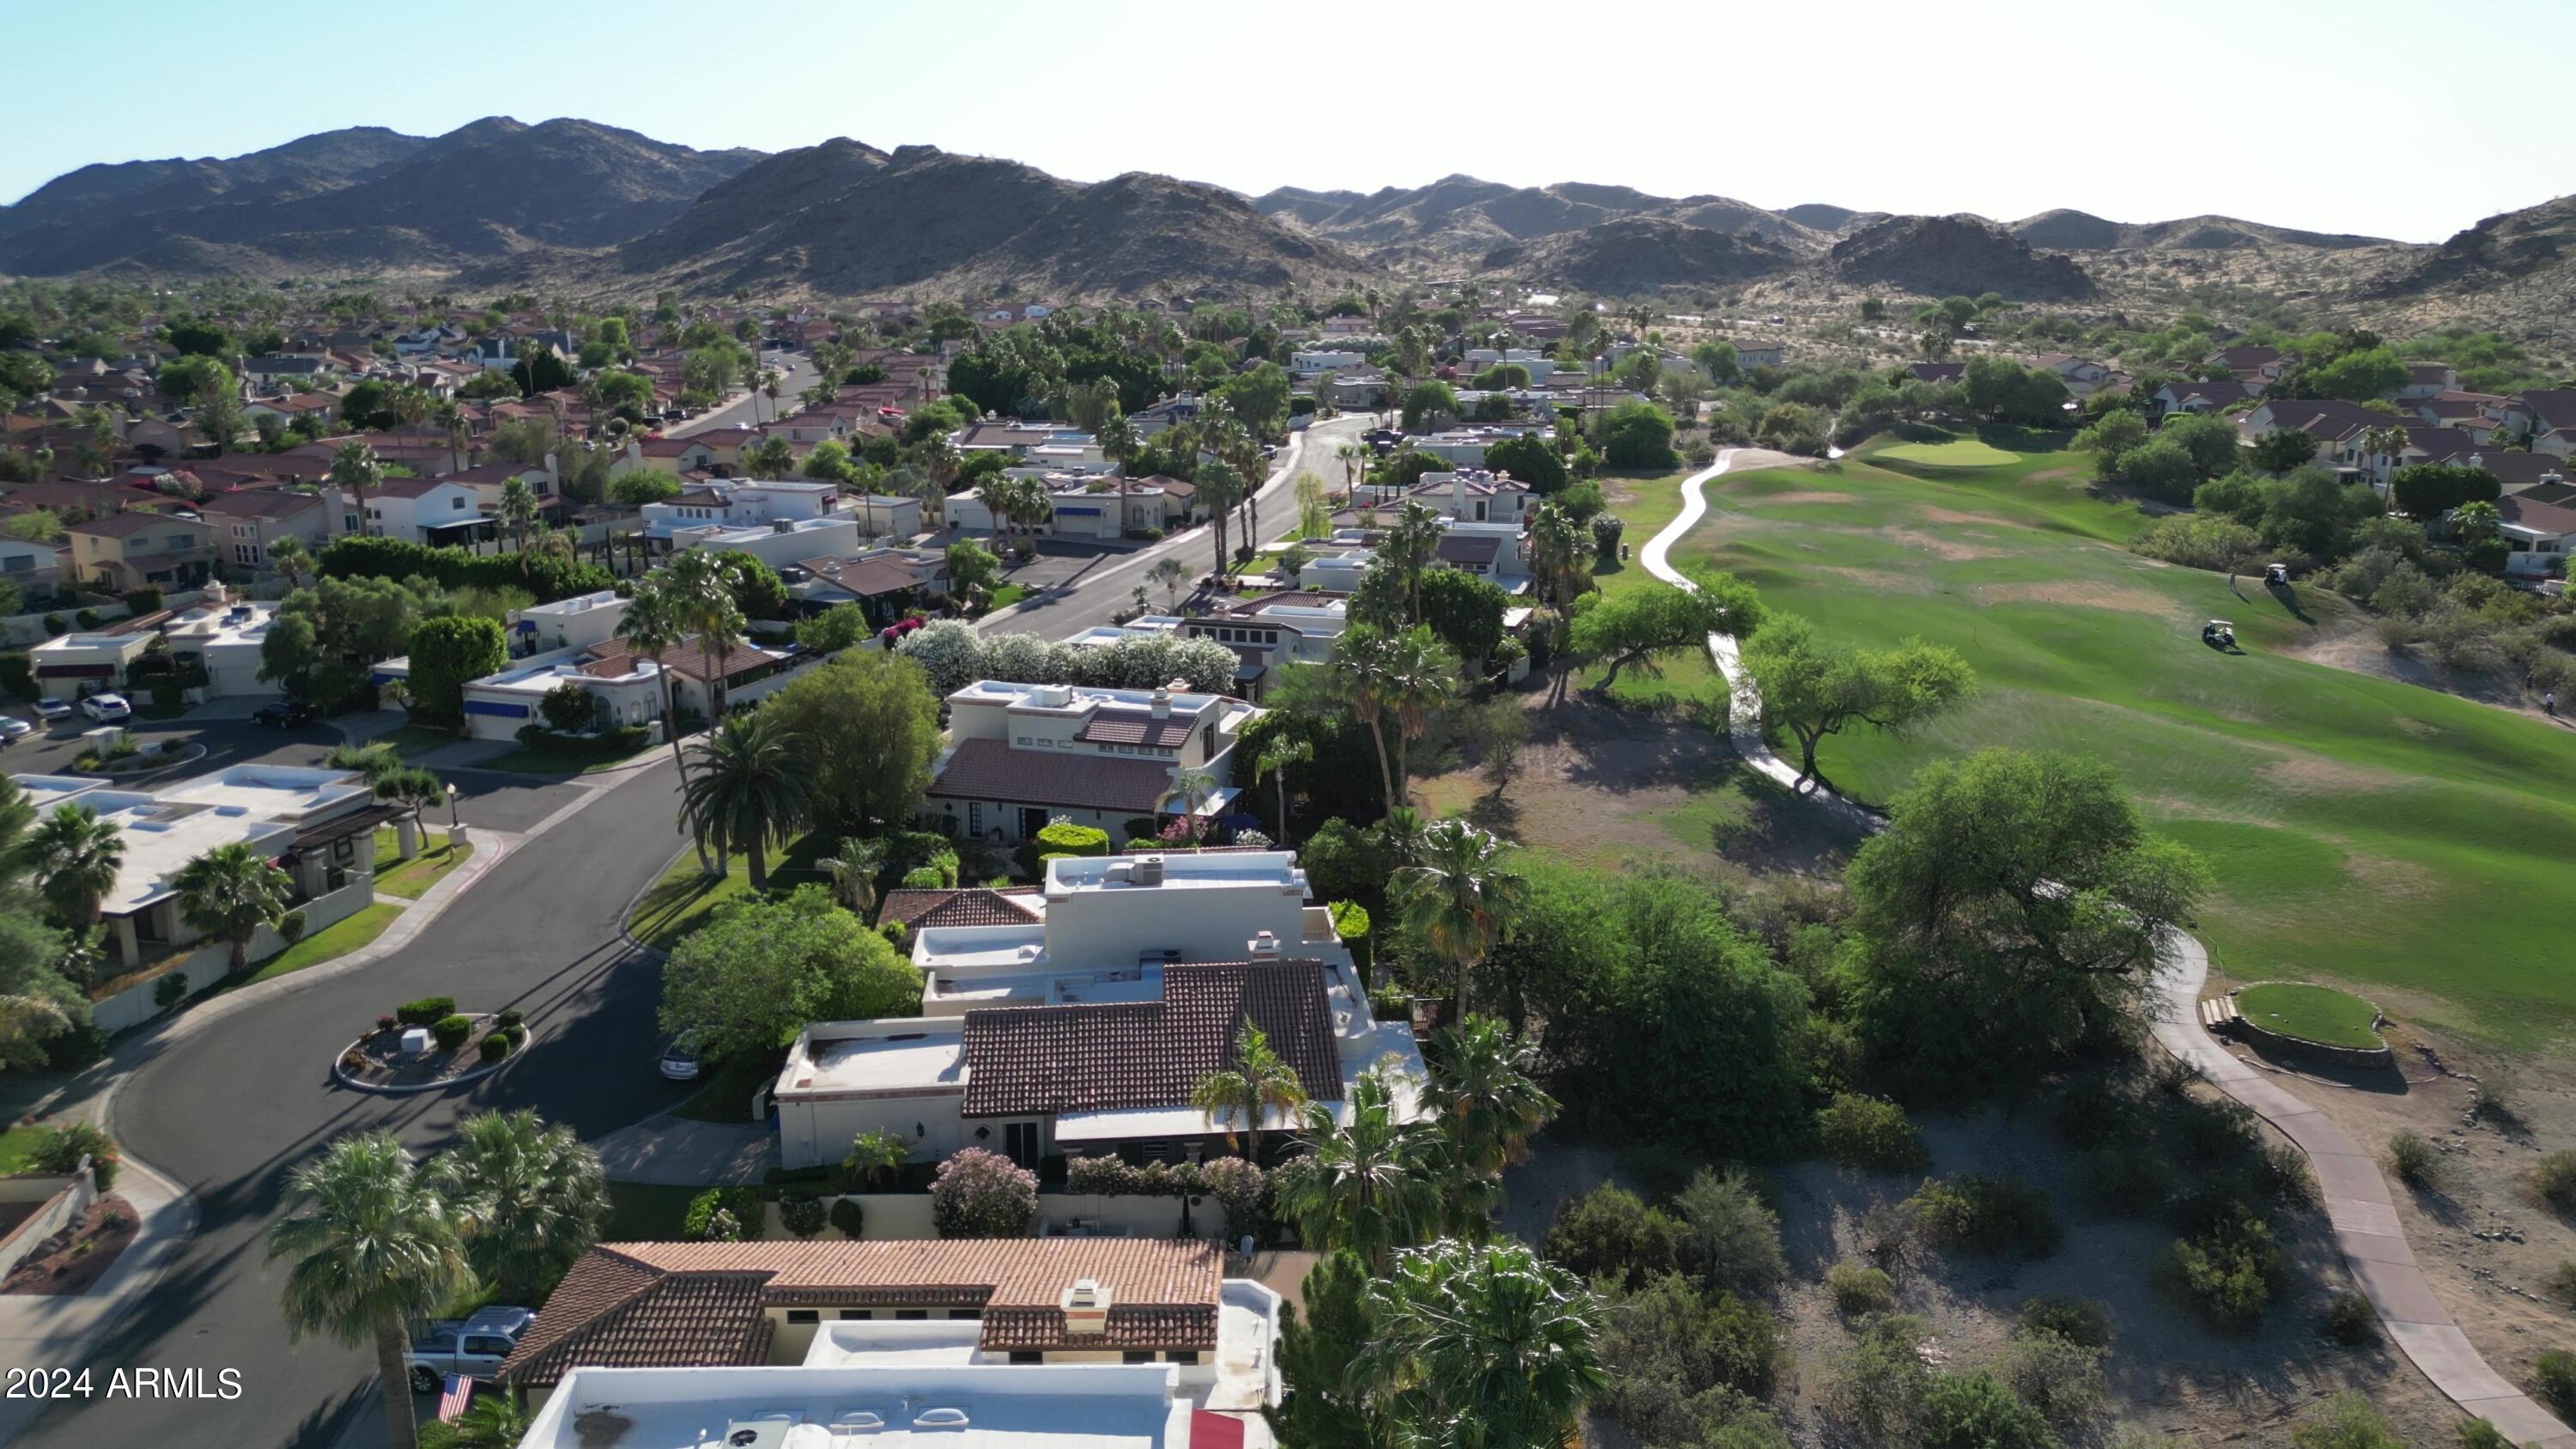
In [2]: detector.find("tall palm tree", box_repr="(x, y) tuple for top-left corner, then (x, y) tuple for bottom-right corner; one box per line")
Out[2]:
(21, 804), (124, 936)
(1188, 1022), (1308, 1164)
(434, 400), (471, 473)
(1196, 461), (1245, 578)
(1358, 1239), (1606, 1449)
(1425, 1015), (1558, 1220)
(329, 441), (383, 539)
(680, 712), (811, 889)
(1381, 625), (1458, 803)
(760, 368), (784, 425)
(267, 533), (313, 593)
(265, 1131), (474, 1449)
(423, 1110), (606, 1304)
(665, 550), (747, 722)
(1098, 411), (1138, 533)
(921, 433), (963, 524)
(1332, 626), (1400, 812)
(620, 579), (711, 874)
(1524, 502), (1589, 612)
(1278, 1065), (1447, 1274)
(173, 842), (295, 976)
(496, 476), (540, 554)
(1379, 502), (1445, 626)
(1394, 819), (1526, 1017)
(1251, 734), (1312, 846)
(820, 837), (889, 915)
(975, 473), (1020, 550)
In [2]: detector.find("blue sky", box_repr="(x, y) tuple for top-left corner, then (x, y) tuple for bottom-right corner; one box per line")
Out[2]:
(4, 0), (2565, 243)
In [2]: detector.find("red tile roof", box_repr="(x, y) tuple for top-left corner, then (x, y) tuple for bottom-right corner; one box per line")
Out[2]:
(1076, 709), (1197, 749)
(878, 886), (1044, 929)
(959, 960), (1340, 1117)
(931, 736), (1183, 815)
(495, 1251), (772, 1387)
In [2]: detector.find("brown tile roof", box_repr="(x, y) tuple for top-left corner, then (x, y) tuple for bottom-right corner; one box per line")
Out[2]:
(1076, 709), (1196, 749)
(592, 634), (782, 682)
(198, 488), (325, 521)
(800, 553), (928, 598)
(501, 1239), (1221, 1383)
(959, 960), (1340, 1117)
(931, 736), (1183, 815)
(2498, 494), (2576, 538)
(878, 886), (1043, 930)
(68, 510), (209, 539)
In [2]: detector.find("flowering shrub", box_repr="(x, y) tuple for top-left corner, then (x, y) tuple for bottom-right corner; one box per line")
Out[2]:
(931, 1148), (1037, 1239)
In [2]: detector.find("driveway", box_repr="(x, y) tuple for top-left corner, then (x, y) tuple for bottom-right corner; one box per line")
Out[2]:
(3, 712), (337, 781)
(15, 758), (695, 1449)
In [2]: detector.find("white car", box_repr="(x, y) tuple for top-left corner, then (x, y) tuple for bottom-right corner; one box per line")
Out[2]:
(32, 698), (71, 722)
(78, 693), (131, 722)
(659, 1032), (704, 1081)
(0, 716), (31, 740)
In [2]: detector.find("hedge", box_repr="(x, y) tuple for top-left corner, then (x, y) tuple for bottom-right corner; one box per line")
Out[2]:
(779, 1192), (828, 1237)
(513, 722), (653, 759)
(1035, 822), (1110, 858)
(1064, 1155), (1267, 1227)
(1331, 901), (1371, 977)
(478, 1033), (512, 1062)
(397, 996), (458, 1026)
(408, 615), (508, 725)
(431, 1014), (475, 1051)
(829, 1197), (866, 1239)
(684, 1185), (768, 1242)
(319, 534), (611, 603)
(0, 652), (30, 701)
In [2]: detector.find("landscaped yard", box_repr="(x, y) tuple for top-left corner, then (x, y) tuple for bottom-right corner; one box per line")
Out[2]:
(472, 740), (653, 775)
(600, 1181), (702, 1240)
(627, 831), (837, 953)
(2235, 982), (2385, 1050)
(240, 903), (404, 984)
(0, 1123), (53, 1177)
(1631, 429), (2576, 1049)
(370, 826), (474, 900)
(984, 584), (1030, 612)
(369, 723), (459, 758)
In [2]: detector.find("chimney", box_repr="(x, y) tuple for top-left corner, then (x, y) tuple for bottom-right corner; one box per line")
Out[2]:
(1451, 471), (1467, 518)
(1060, 1280), (1111, 1336)
(543, 451), (559, 495)
(1249, 929), (1280, 958)
(1150, 687), (1170, 719)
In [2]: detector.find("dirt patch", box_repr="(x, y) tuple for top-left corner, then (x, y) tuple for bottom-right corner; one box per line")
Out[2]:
(2286, 613), (2565, 724)
(1726, 447), (1818, 473)
(1758, 490), (1860, 507)
(2022, 466), (2083, 484)
(1916, 506), (2019, 527)
(1978, 581), (2176, 614)
(2, 1196), (137, 1295)
(2257, 751), (2404, 795)
(1883, 527), (2003, 561)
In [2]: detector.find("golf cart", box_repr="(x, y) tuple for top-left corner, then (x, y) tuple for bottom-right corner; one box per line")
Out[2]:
(2202, 619), (2238, 649)
(2263, 562), (2290, 587)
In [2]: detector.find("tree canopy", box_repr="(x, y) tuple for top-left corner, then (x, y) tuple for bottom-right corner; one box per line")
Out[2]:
(658, 886), (920, 1063)
(1740, 614), (1973, 788)
(759, 650), (943, 837)
(1567, 570), (1765, 693)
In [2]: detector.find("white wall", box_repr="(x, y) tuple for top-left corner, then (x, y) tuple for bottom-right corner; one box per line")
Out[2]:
(88, 875), (375, 1034)
(0, 1170), (95, 1282)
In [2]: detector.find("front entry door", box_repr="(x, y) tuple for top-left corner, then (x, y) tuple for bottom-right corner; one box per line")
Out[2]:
(1005, 1122), (1040, 1166)
(1018, 807), (1048, 840)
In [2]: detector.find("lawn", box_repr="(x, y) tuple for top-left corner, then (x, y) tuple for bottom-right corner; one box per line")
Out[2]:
(985, 584), (1030, 612)
(0, 1123), (53, 1176)
(473, 741), (653, 776)
(371, 827), (474, 900)
(1631, 429), (2576, 1050)
(240, 903), (404, 984)
(1872, 435), (2026, 468)
(601, 1181), (702, 1240)
(2234, 983), (2385, 1050)
(369, 723), (459, 758)
(627, 831), (836, 953)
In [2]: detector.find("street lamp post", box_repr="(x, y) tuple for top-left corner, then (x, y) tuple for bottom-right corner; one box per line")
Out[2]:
(446, 782), (461, 833)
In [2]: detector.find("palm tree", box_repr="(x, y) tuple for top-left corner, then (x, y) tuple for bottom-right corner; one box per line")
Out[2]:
(820, 837), (889, 915)
(1394, 819), (1526, 1017)
(1198, 460), (1246, 578)
(267, 533), (313, 593)
(1524, 502), (1588, 612)
(1333, 626), (1400, 811)
(1382, 626), (1459, 803)
(920, 433), (963, 521)
(440, 1386), (532, 1449)
(1251, 734), (1312, 846)
(423, 1110), (606, 1304)
(680, 712), (811, 889)
(1358, 1239), (1606, 1449)
(21, 804), (124, 936)
(1278, 1065), (1447, 1273)
(1379, 502), (1445, 626)
(976, 473), (1020, 549)
(1188, 1022), (1308, 1165)
(760, 368), (784, 425)
(173, 842), (295, 976)
(434, 400), (471, 473)
(1098, 411), (1138, 533)
(665, 550), (747, 722)
(496, 476), (540, 554)
(329, 441), (383, 538)
(1425, 1015), (1558, 1216)
(620, 579), (711, 874)
(265, 1131), (474, 1449)
(1150, 556), (1189, 611)
(1160, 766), (1217, 844)
(1371, 805), (1431, 874)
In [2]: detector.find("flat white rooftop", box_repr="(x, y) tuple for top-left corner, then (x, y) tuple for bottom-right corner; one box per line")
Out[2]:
(152, 764), (370, 823)
(794, 1021), (968, 1093)
(1042, 852), (1306, 898)
(517, 1363), (1192, 1449)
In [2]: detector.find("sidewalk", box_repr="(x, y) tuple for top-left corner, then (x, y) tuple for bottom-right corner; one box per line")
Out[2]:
(592, 1112), (775, 1185)
(0, 1152), (194, 1445)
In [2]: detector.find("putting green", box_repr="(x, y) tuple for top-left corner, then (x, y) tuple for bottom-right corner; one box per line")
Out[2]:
(2235, 983), (2384, 1050)
(1874, 437), (2024, 467)
(1643, 432), (2576, 1050)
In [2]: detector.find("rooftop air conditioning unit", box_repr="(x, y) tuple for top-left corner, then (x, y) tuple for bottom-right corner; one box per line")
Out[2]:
(1060, 1278), (1111, 1335)
(1134, 857), (1164, 886)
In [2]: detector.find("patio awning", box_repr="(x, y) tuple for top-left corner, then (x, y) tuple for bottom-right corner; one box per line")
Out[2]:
(1157, 786), (1241, 818)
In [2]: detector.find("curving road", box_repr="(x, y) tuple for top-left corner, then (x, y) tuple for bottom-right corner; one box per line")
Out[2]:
(1647, 451), (2575, 1449)
(18, 759), (694, 1449)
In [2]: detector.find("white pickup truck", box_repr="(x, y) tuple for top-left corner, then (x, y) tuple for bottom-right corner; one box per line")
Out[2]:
(403, 1306), (535, 1392)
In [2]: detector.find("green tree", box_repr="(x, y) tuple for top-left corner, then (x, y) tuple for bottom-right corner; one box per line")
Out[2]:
(2388, 462), (2501, 521)
(1188, 1022), (1309, 1164)
(665, 550), (749, 720)
(496, 476), (540, 553)
(1425, 1014), (1557, 1212)
(1395, 819), (1528, 1015)
(22, 804), (124, 935)
(1482, 432), (1567, 493)
(330, 441), (383, 538)
(619, 577), (708, 871)
(265, 1132), (473, 1449)
(1400, 381), (1461, 429)
(1567, 569), (1765, 694)
(743, 435), (797, 480)
(2249, 429), (2318, 474)
(680, 712), (812, 890)
(1279, 1066), (1448, 1272)
(1267, 1251), (1379, 1449)
(1917, 1371), (2057, 1449)
(423, 1110), (605, 1304)
(173, 842), (295, 975)
(659, 886), (920, 1063)
(1418, 568), (1510, 670)
(1589, 399), (1678, 469)
(1740, 614), (1975, 788)
(1360, 1239), (1607, 1449)
(406, 615), (508, 726)
(761, 650), (943, 837)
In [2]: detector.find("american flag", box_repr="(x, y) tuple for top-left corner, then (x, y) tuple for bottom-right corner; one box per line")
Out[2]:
(434, 1375), (476, 1422)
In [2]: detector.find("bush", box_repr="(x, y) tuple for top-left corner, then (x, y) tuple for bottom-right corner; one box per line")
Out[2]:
(2018, 1295), (2110, 1349)
(2553, 1260), (2576, 1307)
(1033, 822), (1110, 858)
(123, 586), (163, 615)
(683, 1185), (763, 1241)
(1827, 1260), (1896, 1315)
(1911, 1175), (2063, 1259)
(2537, 1149), (2576, 1211)
(1817, 1093), (1929, 1174)
(76, 608), (101, 630)
(778, 1192), (827, 1237)
(276, 909), (308, 946)
(900, 865), (949, 890)
(31, 1122), (117, 1191)
(477, 1033), (512, 1063)
(2159, 1202), (2287, 1330)
(1200, 1156), (1266, 1233)
(2322, 1290), (2376, 1346)
(2540, 1349), (2576, 1418)
(2069, 1143), (2166, 1219)
(1330, 900), (1370, 978)
(0, 652), (33, 701)
(2459, 1419), (2513, 1449)
(153, 971), (189, 1010)
(495, 1008), (525, 1031)
(2288, 1393), (2405, 1449)
(2386, 1129), (2442, 1190)
(41, 613), (64, 636)
(843, 1128), (910, 1187)
(1598, 1273), (1785, 1416)
(1918, 1369), (2057, 1449)
(397, 996), (458, 1026)
(1827, 1312), (1933, 1441)
(930, 1147), (1036, 1238)
(430, 1014), (473, 1051)
(1544, 1182), (1684, 1288)
(829, 1197), (866, 1239)
(1674, 1167), (1785, 1295)
(512, 722), (651, 760)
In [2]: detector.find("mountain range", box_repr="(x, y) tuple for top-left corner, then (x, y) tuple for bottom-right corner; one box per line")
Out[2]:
(8, 118), (2576, 329)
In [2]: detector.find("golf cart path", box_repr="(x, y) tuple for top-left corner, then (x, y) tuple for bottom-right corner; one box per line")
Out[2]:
(1646, 451), (2576, 1449)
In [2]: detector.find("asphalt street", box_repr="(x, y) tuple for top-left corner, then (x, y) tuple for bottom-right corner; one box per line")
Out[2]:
(16, 755), (694, 1449)
(668, 350), (814, 438)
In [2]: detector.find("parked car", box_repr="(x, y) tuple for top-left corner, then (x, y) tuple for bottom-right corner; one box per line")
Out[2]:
(659, 1031), (704, 1081)
(32, 698), (71, 722)
(0, 716), (31, 741)
(404, 1311), (534, 1393)
(78, 693), (131, 722)
(252, 700), (319, 728)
